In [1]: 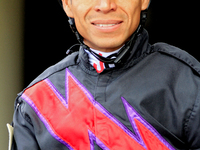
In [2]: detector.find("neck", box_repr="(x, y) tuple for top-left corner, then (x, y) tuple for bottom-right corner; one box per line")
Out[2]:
(90, 47), (123, 57)
(85, 47), (122, 73)
(83, 40), (125, 53)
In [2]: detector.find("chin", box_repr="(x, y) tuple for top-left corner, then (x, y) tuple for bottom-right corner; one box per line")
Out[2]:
(94, 37), (125, 49)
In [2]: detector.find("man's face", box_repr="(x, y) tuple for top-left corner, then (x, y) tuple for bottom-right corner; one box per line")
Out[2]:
(62, 0), (149, 52)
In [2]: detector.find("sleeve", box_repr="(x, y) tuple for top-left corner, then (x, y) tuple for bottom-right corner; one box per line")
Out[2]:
(12, 100), (40, 150)
(185, 90), (200, 149)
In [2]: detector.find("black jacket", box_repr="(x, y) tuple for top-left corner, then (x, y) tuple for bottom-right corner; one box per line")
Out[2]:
(12, 29), (200, 150)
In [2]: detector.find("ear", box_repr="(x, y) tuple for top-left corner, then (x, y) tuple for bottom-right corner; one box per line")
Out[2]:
(141, 0), (150, 11)
(62, 0), (74, 18)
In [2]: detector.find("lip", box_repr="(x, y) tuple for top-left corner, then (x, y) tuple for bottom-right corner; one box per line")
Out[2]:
(91, 20), (123, 33)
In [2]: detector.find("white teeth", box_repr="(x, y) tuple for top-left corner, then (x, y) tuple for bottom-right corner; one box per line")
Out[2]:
(95, 24), (117, 27)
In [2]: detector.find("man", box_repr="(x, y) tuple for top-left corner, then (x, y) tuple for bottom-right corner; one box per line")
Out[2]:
(9, 0), (200, 149)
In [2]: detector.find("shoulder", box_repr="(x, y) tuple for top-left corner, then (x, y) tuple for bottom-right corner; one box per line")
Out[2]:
(148, 43), (200, 148)
(28, 52), (79, 88)
(153, 42), (200, 75)
(16, 51), (79, 102)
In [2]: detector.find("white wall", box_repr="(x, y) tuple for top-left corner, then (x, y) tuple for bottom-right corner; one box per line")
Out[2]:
(0, 0), (24, 149)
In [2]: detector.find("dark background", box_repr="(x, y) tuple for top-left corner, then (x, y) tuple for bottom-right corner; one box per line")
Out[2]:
(24, 0), (199, 86)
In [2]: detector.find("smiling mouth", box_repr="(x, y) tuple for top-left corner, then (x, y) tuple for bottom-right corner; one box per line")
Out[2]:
(93, 23), (121, 27)
(91, 20), (123, 27)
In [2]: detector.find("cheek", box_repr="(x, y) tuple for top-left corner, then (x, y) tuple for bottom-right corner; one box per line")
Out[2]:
(70, 5), (91, 37)
(130, 11), (141, 32)
(126, 5), (142, 34)
(71, 0), (92, 19)
(74, 17), (90, 41)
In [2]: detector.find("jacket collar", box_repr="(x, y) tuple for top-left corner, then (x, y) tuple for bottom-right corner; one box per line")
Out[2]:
(78, 29), (152, 75)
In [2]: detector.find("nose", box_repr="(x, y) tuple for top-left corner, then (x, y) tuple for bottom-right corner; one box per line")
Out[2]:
(94, 0), (117, 13)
